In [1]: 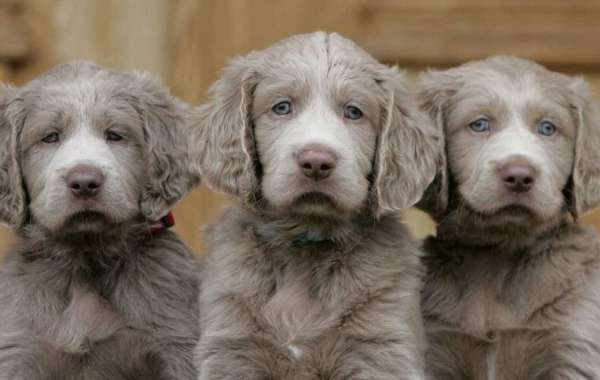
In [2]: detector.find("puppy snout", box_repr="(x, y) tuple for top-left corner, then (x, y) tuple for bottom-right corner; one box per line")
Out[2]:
(66, 165), (105, 198)
(498, 160), (537, 194)
(296, 145), (337, 181)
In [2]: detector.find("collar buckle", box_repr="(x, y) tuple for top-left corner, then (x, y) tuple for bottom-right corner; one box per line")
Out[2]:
(149, 211), (175, 234)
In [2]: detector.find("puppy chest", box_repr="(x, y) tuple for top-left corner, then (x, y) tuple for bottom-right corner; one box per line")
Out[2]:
(42, 290), (127, 353)
(37, 291), (162, 376)
(262, 281), (336, 338)
(427, 329), (567, 380)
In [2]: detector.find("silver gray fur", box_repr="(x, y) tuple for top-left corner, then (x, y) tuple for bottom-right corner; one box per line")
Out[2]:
(190, 32), (442, 379)
(0, 62), (201, 379)
(418, 56), (600, 379)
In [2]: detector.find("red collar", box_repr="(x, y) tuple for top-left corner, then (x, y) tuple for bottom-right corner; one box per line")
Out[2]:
(149, 212), (175, 234)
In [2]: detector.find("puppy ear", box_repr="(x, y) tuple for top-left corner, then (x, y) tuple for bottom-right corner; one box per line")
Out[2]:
(189, 56), (259, 204)
(122, 72), (201, 221)
(414, 69), (459, 220)
(569, 78), (600, 217)
(373, 67), (442, 217)
(0, 87), (26, 228)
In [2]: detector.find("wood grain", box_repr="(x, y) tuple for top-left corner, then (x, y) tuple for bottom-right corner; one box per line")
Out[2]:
(359, 0), (600, 67)
(0, 0), (29, 61)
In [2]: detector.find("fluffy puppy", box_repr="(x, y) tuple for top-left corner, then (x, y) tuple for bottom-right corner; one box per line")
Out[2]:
(418, 56), (600, 379)
(190, 32), (440, 380)
(0, 62), (201, 379)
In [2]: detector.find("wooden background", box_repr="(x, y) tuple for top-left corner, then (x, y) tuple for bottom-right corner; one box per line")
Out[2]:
(1, 0), (600, 256)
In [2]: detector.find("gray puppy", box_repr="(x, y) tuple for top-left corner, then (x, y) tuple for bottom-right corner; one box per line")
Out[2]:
(190, 32), (441, 379)
(418, 56), (600, 379)
(0, 62), (201, 379)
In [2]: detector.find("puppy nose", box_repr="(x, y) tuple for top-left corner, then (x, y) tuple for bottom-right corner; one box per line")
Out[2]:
(66, 165), (105, 197)
(297, 145), (337, 181)
(499, 162), (536, 193)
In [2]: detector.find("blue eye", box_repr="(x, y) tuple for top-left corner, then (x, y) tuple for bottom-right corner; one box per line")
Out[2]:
(41, 132), (60, 144)
(344, 105), (363, 120)
(538, 121), (556, 136)
(272, 101), (292, 115)
(469, 118), (490, 133)
(106, 131), (124, 142)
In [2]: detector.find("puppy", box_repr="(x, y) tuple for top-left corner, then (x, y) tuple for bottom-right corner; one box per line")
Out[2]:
(418, 56), (600, 379)
(0, 62), (201, 379)
(190, 32), (441, 379)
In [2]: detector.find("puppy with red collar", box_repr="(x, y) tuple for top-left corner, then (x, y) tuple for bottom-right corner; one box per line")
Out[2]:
(0, 62), (201, 379)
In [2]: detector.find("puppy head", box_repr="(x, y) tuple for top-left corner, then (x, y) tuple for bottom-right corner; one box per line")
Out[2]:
(0, 62), (198, 234)
(192, 32), (439, 219)
(418, 56), (600, 224)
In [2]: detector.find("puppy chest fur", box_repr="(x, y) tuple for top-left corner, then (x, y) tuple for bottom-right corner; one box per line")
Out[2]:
(197, 209), (426, 380)
(422, 223), (600, 380)
(0, 231), (200, 380)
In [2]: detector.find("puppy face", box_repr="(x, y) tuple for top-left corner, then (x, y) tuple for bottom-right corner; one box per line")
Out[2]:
(193, 32), (441, 219)
(419, 56), (600, 224)
(446, 68), (576, 220)
(0, 62), (199, 234)
(252, 45), (380, 215)
(19, 80), (146, 232)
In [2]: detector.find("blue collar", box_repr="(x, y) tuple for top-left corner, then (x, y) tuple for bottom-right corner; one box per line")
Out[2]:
(255, 224), (333, 247)
(293, 231), (332, 246)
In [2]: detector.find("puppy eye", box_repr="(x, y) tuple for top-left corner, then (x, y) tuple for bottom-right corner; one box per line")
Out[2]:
(41, 132), (60, 144)
(344, 105), (363, 120)
(272, 101), (292, 116)
(469, 118), (490, 133)
(538, 121), (557, 136)
(106, 131), (124, 142)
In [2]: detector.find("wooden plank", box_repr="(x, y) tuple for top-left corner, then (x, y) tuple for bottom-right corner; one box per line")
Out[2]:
(52, 0), (167, 76)
(358, 1), (600, 67)
(10, 0), (58, 85)
(0, 64), (10, 82)
(0, 0), (29, 61)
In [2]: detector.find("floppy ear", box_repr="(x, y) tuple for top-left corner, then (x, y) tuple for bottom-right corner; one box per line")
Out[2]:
(372, 67), (442, 217)
(413, 69), (461, 221)
(189, 56), (259, 204)
(0, 87), (26, 228)
(122, 72), (201, 221)
(569, 78), (600, 217)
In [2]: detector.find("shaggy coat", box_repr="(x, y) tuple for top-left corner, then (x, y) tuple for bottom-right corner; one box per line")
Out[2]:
(0, 62), (201, 379)
(417, 56), (600, 379)
(190, 32), (441, 379)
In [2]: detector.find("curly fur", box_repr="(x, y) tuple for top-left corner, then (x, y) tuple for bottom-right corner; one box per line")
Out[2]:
(417, 56), (600, 379)
(0, 87), (25, 227)
(189, 32), (442, 379)
(0, 62), (201, 379)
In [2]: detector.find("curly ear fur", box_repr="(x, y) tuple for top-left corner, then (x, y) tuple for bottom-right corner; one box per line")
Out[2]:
(0, 86), (26, 228)
(190, 56), (259, 204)
(569, 78), (600, 217)
(414, 69), (458, 221)
(373, 68), (442, 217)
(121, 72), (200, 221)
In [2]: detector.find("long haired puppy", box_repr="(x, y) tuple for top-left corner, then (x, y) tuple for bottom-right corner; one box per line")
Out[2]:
(0, 62), (201, 379)
(190, 32), (440, 379)
(418, 56), (600, 379)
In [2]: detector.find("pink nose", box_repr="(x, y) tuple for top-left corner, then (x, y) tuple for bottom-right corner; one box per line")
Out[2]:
(296, 145), (337, 181)
(66, 165), (105, 198)
(498, 160), (537, 194)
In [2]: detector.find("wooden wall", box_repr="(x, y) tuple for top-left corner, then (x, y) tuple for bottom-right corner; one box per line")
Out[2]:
(1, 0), (600, 256)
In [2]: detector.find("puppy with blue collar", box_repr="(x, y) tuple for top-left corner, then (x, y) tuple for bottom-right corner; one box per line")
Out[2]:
(190, 32), (441, 379)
